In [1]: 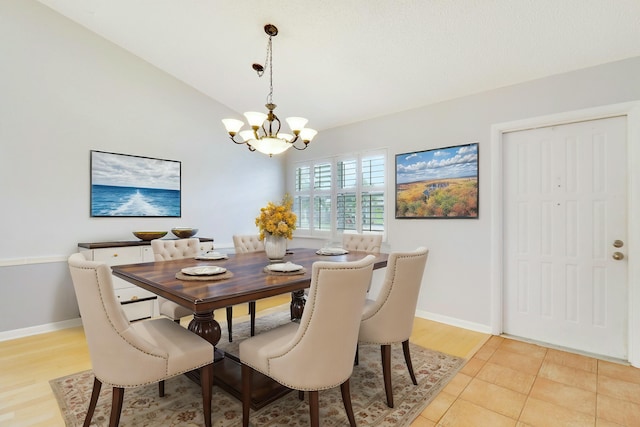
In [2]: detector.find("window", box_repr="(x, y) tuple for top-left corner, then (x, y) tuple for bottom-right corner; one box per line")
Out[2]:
(292, 150), (386, 239)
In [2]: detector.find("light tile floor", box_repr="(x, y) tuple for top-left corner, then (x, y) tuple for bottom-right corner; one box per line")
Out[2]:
(411, 336), (640, 427)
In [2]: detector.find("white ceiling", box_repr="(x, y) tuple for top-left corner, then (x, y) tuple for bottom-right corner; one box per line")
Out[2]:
(37, 0), (640, 131)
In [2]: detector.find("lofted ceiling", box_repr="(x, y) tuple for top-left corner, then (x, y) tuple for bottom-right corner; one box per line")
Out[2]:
(37, 0), (640, 131)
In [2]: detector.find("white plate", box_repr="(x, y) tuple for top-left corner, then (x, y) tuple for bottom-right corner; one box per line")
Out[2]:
(181, 266), (227, 276)
(316, 247), (349, 255)
(195, 252), (228, 260)
(267, 262), (303, 272)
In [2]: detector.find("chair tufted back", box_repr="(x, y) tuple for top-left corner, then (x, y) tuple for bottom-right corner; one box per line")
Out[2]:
(150, 238), (200, 321)
(359, 247), (429, 345)
(151, 238), (200, 261)
(342, 233), (383, 253)
(68, 253), (195, 387)
(240, 255), (375, 391)
(233, 235), (265, 253)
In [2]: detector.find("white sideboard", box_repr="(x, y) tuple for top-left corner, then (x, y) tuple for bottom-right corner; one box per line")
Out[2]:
(78, 238), (214, 321)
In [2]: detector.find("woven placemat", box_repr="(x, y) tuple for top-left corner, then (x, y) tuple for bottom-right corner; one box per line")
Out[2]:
(175, 271), (234, 281)
(262, 266), (307, 276)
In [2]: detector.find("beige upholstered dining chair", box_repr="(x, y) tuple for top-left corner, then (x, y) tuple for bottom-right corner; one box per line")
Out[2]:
(239, 255), (376, 427)
(357, 246), (429, 408)
(232, 234), (265, 253)
(68, 253), (214, 427)
(342, 232), (383, 253)
(151, 238), (200, 320)
(151, 238), (238, 342)
(231, 235), (264, 336)
(311, 232), (382, 297)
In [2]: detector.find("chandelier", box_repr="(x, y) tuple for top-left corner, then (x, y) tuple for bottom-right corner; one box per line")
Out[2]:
(222, 24), (317, 157)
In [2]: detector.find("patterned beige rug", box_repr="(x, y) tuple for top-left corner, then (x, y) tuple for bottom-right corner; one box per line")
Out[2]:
(50, 308), (464, 426)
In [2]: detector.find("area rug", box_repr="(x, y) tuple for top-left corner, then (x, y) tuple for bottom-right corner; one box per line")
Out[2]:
(50, 308), (464, 426)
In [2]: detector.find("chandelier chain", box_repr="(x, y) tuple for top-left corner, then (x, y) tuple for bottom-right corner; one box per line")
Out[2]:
(266, 35), (273, 105)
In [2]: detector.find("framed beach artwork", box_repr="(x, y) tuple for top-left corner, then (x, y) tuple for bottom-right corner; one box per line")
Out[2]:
(90, 150), (181, 217)
(395, 142), (479, 219)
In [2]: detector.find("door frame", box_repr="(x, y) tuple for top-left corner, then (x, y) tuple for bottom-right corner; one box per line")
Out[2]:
(490, 101), (640, 367)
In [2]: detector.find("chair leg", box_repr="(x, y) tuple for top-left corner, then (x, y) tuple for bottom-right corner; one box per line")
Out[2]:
(241, 363), (252, 427)
(340, 379), (357, 427)
(159, 380), (165, 397)
(308, 390), (320, 427)
(402, 340), (418, 385)
(226, 306), (233, 342)
(201, 363), (213, 427)
(298, 390), (304, 400)
(381, 344), (394, 408)
(249, 301), (256, 336)
(109, 387), (125, 427)
(83, 376), (102, 427)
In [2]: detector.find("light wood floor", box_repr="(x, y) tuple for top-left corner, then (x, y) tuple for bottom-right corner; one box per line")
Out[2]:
(2, 295), (638, 426)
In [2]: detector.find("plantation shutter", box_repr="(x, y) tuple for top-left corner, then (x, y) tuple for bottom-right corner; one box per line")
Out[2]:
(361, 155), (385, 231)
(337, 159), (357, 231)
(313, 163), (332, 231)
(293, 166), (311, 230)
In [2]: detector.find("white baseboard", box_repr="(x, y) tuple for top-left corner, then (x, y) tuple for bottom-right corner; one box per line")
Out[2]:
(415, 309), (493, 334)
(0, 317), (83, 342)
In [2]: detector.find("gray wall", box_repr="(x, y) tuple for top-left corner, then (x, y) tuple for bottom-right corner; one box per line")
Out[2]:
(288, 56), (640, 330)
(0, 1), (284, 334)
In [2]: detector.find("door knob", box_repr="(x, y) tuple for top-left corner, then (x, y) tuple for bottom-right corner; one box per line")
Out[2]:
(612, 252), (624, 261)
(613, 240), (624, 248)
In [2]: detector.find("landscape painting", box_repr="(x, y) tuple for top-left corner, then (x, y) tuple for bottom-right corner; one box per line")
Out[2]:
(396, 143), (478, 219)
(90, 150), (181, 217)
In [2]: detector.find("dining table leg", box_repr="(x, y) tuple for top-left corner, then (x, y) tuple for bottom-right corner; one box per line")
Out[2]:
(290, 290), (306, 320)
(188, 310), (224, 361)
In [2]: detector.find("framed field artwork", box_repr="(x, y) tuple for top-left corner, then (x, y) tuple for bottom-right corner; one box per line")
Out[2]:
(90, 150), (181, 217)
(395, 142), (479, 219)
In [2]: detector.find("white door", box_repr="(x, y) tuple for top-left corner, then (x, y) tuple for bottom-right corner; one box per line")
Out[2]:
(503, 116), (628, 359)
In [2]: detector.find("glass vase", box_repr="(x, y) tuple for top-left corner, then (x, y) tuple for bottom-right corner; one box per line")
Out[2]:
(264, 234), (287, 262)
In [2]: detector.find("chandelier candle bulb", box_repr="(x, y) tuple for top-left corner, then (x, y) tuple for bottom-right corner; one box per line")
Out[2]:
(285, 117), (308, 133)
(222, 118), (244, 136)
(244, 112), (268, 128)
(239, 130), (255, 142)
(299, 128), (318, 142)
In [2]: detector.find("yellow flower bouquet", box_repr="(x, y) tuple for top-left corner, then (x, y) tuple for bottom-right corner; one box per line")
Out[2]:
(255, 194), (297, 240)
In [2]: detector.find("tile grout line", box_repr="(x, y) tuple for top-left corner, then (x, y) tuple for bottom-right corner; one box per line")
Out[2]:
(516, 346), (549, 425)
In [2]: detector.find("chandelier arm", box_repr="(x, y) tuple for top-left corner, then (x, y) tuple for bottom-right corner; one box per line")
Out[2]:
(290, 138), (310, 150)
(230, 135), (248, 145)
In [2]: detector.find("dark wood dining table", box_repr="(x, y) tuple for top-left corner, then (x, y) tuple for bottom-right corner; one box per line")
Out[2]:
(111, 247), (388, 408)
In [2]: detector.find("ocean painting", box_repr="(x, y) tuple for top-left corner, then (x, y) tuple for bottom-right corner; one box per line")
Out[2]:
(396, 143), (478, 219)
(90, 151), (181, 217)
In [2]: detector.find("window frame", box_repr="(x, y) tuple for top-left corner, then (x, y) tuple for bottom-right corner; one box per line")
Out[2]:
(291, 148), (387, 242)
